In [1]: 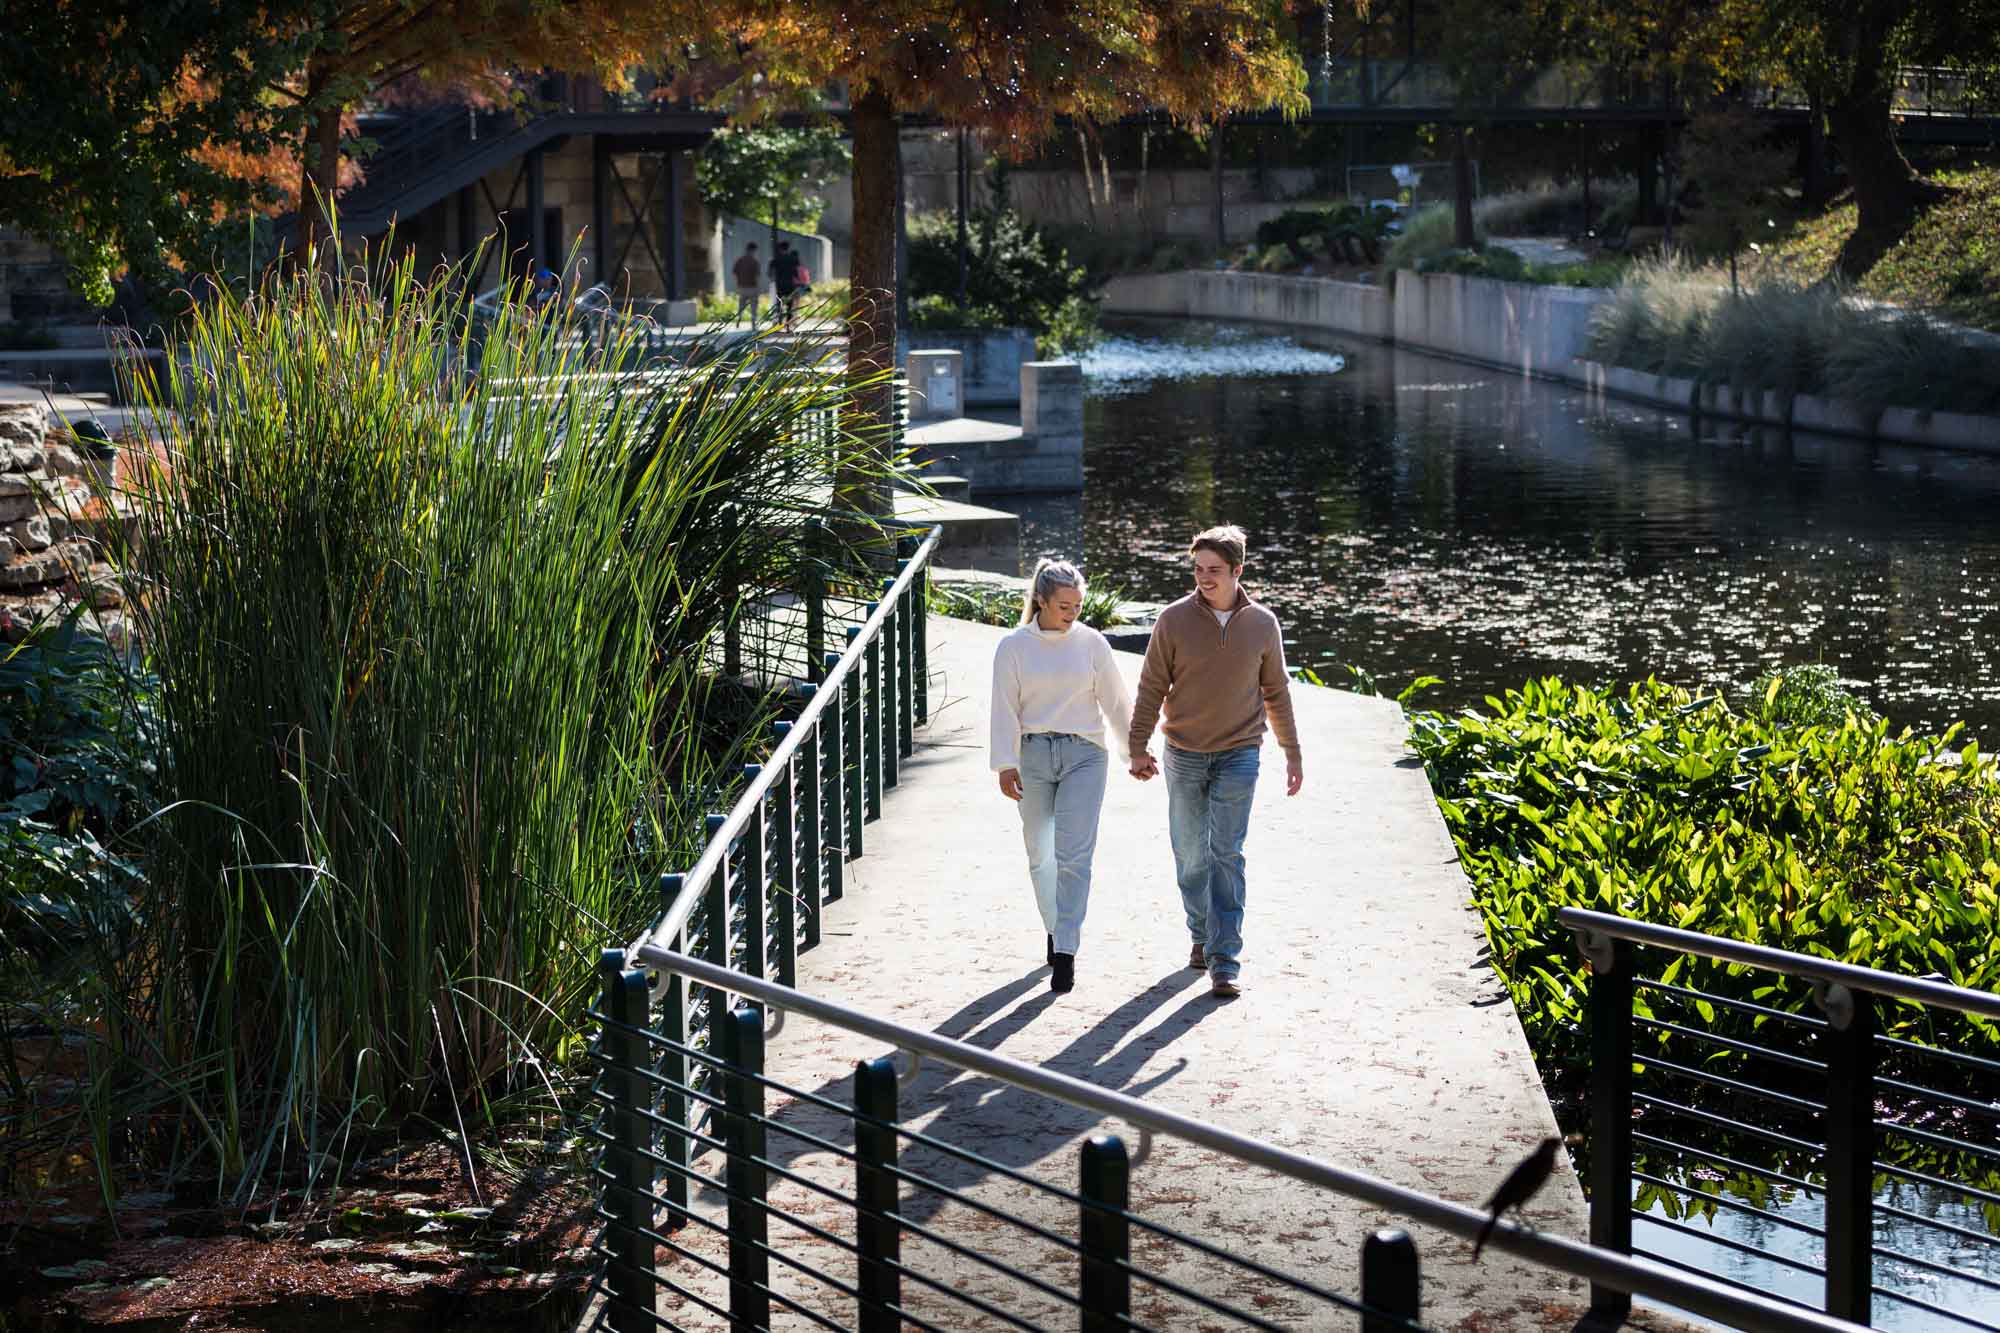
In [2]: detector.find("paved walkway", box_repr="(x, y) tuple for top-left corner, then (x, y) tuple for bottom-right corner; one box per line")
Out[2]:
(663, 615), (1616, 1330)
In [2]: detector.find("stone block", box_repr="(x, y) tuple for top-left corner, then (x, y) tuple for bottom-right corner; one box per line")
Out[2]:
(906, 350), (964, 420)
(0, 403), (48, 448)
(1102, 623), (1154, 655)
(4, 515), (52, 552)
(1020, 361), (1084, 437)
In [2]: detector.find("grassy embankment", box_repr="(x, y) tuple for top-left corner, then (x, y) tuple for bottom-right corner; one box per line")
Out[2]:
(1750, 166), (2000, 333)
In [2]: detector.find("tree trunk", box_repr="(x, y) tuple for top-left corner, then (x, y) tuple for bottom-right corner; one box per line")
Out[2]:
(1452, 127), (1477, 249)
(1826, 8), (1926, 278)
(296, 99), (345, 264)
(837, 86), (898, 525)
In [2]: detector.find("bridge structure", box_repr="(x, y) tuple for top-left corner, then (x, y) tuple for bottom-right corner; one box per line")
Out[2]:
(316, 48), (1998, 279)
(567, 510), (2000, 1332)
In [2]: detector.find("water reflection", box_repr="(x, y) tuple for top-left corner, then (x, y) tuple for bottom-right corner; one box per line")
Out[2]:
(1040, 320), (2000, 740)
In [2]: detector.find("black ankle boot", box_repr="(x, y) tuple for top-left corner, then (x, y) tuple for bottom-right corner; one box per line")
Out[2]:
(1046, 934), (1055, 966)
(1050, 952), (1075, 993)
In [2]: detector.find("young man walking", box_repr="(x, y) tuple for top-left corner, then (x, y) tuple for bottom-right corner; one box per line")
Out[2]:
(732, 242), (763, 326)
(1128, 525), (1303, 998)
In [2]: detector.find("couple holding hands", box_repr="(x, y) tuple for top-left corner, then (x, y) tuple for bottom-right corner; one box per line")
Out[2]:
(988, 525), (1304, 999)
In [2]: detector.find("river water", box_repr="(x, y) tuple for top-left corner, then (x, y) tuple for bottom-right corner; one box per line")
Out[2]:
(1030, 318), (2000, 742)
(1037, 319), (2000, 1328)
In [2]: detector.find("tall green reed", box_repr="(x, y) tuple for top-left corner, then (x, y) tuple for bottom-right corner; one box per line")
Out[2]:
(99, 247), (888, 1200)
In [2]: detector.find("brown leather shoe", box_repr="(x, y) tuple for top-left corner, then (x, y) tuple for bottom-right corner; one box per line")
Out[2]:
(1188, 943), (1206, 971)
(1209, 972), (1240, 999)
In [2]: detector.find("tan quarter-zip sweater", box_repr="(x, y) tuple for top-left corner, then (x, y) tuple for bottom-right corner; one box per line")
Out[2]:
(1128, 589), (1302, 761)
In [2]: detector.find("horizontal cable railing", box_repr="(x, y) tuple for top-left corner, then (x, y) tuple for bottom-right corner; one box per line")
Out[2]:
(593, 949), (1868, 1333)
(586, 517), (937, 1328)
(1560, 906), (2000, 1330)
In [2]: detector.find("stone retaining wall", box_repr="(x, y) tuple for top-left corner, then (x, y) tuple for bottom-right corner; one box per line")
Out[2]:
(1100, 270), (2000, 452)
(0, 401), (129, 641)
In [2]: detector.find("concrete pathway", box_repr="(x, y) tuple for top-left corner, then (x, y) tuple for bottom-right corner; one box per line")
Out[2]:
(659, 615), (1631, 1331)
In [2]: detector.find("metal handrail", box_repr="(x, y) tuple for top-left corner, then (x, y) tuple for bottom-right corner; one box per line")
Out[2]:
(1559, 907), (2000, 1022)
(628, 946), (1866, 1333)
(628, 524), (941, 961)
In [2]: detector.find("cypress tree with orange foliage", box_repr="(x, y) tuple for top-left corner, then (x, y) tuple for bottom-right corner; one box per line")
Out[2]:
(661, 1), (1309, 519)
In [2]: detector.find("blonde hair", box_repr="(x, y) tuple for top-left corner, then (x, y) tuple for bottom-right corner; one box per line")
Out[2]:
(1020, 557), (1086, 625)
(1190, 524), (1248, 569)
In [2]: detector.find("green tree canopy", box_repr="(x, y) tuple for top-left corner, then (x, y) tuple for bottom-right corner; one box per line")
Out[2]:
(695, 124), (850, 232)
(0, 1), (314, 305)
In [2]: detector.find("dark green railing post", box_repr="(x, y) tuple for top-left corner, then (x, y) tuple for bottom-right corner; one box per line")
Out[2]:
(1585, 934), (1634, 1325)
(894, 563), (915, 758)
(797, 718), (824, 951)
(720, 1005), (770, 1329)
(1079, 1134), (1131, 1331)
(915, 552), (930, 725)
(804, 520), (827, 685)
(824, 651), (851, 890)
(841, 634), (866, 856)
(703, 815), (731, 973)
(1360, 1228), (1420, 1332)
(599, 952), (656, 1333)
(854, 1056), (903, 1332)
(655, 878), (691, 1230)
(863, 611), (883, 821)
(769, 726), (799, 986)
(1821, 984), (1877, 1325)
(741, 768), (769, 981)
(879, 584), (901, 792)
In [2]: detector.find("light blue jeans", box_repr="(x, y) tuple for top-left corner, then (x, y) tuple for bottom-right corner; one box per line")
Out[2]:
(1165, 743), (1261, 980)
(1016, 733), (1109, 956)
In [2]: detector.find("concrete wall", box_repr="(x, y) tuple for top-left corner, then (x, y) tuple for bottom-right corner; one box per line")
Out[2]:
(1099, 270), (2000, 453)
(1102, 271), (1394, 342)
(1389, 270), (1605, 378)
(900, 328), (1036, 407)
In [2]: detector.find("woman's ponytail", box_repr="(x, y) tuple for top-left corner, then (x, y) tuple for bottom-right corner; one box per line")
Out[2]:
(1020, 557), (1086, 626)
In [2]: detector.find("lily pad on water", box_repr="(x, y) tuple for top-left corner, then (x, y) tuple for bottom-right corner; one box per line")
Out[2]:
(42, 1259), (113, 1280)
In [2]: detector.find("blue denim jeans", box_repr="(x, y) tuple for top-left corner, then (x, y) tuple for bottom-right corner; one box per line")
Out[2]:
(1016, 733), (1109, 955)
(1164, 743), (1261, 979)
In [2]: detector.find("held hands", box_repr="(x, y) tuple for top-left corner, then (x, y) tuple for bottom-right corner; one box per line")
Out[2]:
(998, 768), (1024, 801)
(1129, 752), (1158, 781)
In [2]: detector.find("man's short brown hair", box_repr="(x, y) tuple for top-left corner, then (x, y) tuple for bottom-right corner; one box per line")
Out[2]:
(1190, 524), (1247, 569)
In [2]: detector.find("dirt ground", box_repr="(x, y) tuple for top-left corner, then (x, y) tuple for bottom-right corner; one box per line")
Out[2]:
(1, 1139), (601, 1331)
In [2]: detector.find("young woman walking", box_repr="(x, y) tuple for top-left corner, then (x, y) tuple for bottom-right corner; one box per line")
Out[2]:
(989, 559), (1134, 993)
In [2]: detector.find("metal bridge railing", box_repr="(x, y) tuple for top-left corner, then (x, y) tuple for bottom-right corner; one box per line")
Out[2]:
(588, 949), (1870, 1332)
(1560, 906), (2000, 1330)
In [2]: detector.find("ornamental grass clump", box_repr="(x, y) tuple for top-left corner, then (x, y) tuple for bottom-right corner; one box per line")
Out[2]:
(90, 248), (886, 1199)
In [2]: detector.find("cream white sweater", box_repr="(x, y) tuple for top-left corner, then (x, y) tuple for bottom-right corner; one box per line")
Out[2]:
(989, 622), (1135, 771)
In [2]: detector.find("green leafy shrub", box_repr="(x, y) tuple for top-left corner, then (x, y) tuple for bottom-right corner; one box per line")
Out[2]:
(929, 580), (1127, 630)
(1384, 202), (1484, 272)
(907, 207), (1101, 355)
(1, 612), (152, 953)
(1410, 674), (2000, 1104)
(1418, 247), (1528, 281)
(1254, 203), (1395, 266)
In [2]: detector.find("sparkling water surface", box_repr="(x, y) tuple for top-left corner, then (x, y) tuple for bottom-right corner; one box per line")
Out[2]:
(1019, 319), (2000, 742)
